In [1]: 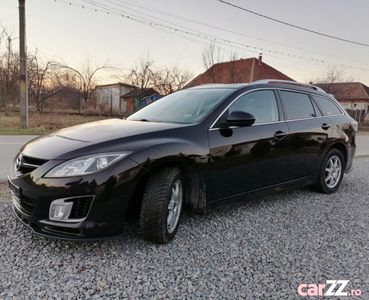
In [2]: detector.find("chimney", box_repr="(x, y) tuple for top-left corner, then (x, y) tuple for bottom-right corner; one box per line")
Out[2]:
(258, 53), (263, 64)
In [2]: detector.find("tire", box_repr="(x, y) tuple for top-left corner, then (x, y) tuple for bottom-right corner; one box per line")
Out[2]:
(314, 149), (345, 194)
(140, 168), (184, 244)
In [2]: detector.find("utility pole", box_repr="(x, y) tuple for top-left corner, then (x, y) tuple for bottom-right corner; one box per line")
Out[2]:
(19, 0), (28, 128)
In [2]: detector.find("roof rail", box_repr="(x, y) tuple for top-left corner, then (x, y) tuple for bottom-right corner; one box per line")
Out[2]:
(252, 79), (326, 93)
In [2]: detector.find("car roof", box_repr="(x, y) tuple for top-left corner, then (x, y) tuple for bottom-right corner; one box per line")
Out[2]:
(189, 79), (328, 95)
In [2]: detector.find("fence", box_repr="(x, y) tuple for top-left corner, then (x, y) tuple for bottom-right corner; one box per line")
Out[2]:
(346, 109), (369, 130)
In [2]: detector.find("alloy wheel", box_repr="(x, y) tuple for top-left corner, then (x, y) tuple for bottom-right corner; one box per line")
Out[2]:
(167, 179), (183, 234)
(325, 155), (342, 189)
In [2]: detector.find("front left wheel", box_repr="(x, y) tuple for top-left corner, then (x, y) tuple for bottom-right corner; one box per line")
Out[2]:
(140, 167), (184, 244)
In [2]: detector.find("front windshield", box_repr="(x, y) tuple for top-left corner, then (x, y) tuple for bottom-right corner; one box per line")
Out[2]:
(127, 88), (234, 124)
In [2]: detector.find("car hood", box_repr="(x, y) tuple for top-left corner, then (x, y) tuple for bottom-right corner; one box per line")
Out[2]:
(20, 119), (183, 160)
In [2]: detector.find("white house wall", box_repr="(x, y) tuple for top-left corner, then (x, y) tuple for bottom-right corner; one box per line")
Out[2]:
(97, 85), (136, 112)
(96, 86), (121, 110)
(340, 101), (368, 111)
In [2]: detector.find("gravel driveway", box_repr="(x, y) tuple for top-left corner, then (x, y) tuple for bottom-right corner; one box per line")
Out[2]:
(1, 157), (368, 300)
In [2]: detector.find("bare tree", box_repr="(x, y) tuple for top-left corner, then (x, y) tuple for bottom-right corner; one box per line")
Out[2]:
(124, 55), (193, 96)
(201, 41), (224, 83)
(225, 52), (249, 83)
(154, 66), (193, 94)
(0, 24), (19, 114)
(46, 71), (81, 110)
(56, 56), (116, 111)
(125, 54), (156, 91)
(27, 49), (64, 111)
(202, 41), (224, 71)
(201, 41), (242, 83)
(311, 66), (355, 95)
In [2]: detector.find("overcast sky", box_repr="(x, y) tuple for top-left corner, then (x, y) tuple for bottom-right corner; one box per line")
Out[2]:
(2, 0), (369, 86)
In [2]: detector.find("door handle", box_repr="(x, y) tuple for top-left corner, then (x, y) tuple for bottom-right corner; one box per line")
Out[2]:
(321, 123), (331, 130)
(274, 131), (287, 139)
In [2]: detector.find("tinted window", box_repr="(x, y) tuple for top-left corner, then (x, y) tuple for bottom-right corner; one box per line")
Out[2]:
(127, 88), (233, 124)
(228, 90), (279, 124)
(312, 100), (323, 117)
(312, 95), (342, 116)
(280, 91), (316, 120)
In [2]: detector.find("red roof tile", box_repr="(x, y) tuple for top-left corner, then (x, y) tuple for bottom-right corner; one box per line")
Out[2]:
(186, 57), (294, 87)
(316, 82), (369, 100)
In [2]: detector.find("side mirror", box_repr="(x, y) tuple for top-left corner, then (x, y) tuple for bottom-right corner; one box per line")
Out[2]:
(226, 111), (256, 127)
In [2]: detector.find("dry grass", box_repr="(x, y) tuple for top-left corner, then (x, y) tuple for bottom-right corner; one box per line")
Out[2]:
(0, 181), (10, 199)
(0, 112), (112, 135)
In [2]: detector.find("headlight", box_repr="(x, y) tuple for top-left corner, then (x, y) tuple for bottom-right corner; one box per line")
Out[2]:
(44, 152), (131, 178)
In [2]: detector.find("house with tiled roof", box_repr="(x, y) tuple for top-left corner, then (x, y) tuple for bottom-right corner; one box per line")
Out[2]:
(121, 87), (158, 113)
(315, 82), (369, 121)
(95, 82), (158, 114)
(186, 55), (294, 88)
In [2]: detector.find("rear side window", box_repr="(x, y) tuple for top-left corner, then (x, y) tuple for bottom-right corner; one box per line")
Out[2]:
(280, 91), (316, 120)
(312, 95), (342, 116)
(311, 100), (323, 117)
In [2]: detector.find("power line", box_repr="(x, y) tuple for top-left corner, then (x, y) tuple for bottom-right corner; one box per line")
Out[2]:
(92, 0), (369, 69)
(218, 0), (369, 47)
(108, 0), (369, 65)
(53, 0), (369, 73)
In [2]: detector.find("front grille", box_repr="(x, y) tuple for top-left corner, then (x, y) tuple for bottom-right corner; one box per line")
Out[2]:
(9, 180), (35, 216)
(12, 194), (36, 217)
(66, 196), (94, 219)
(18, 195), (36, 215)
(17, 155), (48, 175)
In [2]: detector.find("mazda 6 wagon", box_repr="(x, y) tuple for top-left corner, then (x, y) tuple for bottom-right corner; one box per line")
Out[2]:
(8, 80), (357, 244)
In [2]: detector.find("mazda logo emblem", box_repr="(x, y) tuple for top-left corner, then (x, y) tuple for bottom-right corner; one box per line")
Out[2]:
(15, 155), (23, 171)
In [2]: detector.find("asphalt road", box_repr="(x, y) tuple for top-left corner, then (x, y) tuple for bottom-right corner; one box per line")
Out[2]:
(0, 135), (39, 181)
(0, 132), (368, 181)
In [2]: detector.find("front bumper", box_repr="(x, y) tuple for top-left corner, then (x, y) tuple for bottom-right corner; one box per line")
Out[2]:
(8, 156), (144, 241)
(11, 203), (125, 241)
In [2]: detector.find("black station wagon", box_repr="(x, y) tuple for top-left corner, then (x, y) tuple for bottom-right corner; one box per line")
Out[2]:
(8, 80), (357, 244)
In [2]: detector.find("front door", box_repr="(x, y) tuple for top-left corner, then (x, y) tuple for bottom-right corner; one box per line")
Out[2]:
(208, 89), (290, 201)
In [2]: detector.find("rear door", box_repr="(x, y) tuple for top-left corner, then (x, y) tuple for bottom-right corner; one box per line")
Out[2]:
(208, 89), (290, 201)
(278, 90), (334, 181)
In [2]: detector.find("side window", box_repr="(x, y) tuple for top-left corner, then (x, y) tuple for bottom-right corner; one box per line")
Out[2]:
(311, 100), (323, 117)
(280, 91), (316, 120)
(312, 95), (342, 116)
(227, 90), (279, 124)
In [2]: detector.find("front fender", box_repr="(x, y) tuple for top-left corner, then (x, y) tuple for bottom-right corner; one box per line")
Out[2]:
(128, 140), (211, 214)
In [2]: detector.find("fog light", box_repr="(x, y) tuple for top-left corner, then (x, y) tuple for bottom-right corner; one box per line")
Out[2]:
(49, 200), (73, 221)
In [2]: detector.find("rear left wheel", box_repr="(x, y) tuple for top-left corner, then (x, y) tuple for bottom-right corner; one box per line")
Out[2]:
(140, 167), (184, 244)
